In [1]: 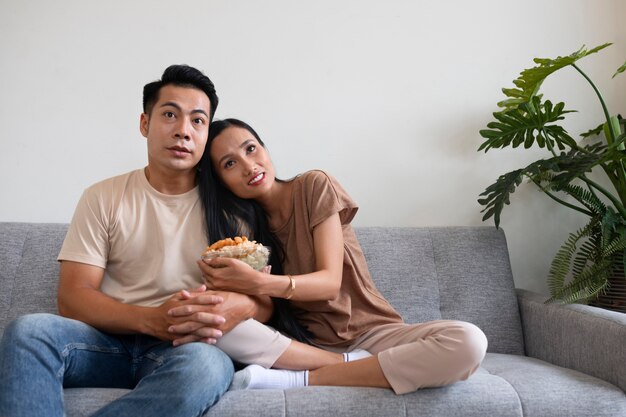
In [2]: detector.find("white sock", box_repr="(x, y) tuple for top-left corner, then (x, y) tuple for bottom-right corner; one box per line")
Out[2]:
(229, 364), (308, 390)
(342, 348), (373, 362)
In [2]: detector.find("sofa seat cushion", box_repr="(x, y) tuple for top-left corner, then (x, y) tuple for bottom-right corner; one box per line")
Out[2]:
(209, 374), (523, 417)
(64, 370), (523, 417)
(482, 353), (626, 417)
(64, 388), (129, 417)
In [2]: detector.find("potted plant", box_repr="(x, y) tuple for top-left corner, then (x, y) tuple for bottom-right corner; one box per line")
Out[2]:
(478, 43), (626, 311)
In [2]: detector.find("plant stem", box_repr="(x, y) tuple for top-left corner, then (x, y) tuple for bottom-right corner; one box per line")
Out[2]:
(572, 64), (615, 143)
(531, 178), (593, 216)
(572, 63), (626, 207)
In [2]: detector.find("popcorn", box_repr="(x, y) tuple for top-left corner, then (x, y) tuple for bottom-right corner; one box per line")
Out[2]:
(201, 236), (270, 271)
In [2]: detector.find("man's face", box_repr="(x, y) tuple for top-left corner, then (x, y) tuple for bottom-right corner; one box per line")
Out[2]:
(140, 84), (211, 177)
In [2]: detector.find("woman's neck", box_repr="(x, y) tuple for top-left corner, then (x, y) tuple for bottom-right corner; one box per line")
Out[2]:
(257, 180), (293, 230)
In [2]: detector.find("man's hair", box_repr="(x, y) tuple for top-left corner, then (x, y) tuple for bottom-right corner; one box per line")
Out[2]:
(142, 65), (219, 121)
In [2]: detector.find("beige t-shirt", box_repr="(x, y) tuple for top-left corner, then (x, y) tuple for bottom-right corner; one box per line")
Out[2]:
(58, 169), (208, 307)
(272, 170), (403, 347)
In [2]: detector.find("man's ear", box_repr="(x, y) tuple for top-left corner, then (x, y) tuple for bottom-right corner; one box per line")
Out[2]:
(140, 113), (149, 137)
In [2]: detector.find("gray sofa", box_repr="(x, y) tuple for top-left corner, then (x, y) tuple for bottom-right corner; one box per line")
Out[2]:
(1, 222), (625, 417)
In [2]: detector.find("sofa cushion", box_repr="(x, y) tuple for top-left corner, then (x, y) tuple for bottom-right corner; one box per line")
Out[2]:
(355, 227), (524, 354)
(207, 374), (524, 417)
(0, 222), (65, 331)
(64, 388), (129, 417)
(482, 353), (626, 417)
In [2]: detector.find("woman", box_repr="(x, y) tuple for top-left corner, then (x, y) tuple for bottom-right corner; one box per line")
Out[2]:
(196, 118), (488, 394)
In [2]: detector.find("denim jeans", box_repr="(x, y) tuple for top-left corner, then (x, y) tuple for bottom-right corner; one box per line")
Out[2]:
(0, 313), (234, 417)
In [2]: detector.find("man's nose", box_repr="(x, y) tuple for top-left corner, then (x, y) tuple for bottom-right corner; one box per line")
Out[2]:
(174, 118), (191, 140)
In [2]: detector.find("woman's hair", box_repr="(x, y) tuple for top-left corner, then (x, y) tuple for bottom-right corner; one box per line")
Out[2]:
(198, 118), (313, 344)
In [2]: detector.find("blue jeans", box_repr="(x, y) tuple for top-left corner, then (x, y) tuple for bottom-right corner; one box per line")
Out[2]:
(0, 313), (234, 417)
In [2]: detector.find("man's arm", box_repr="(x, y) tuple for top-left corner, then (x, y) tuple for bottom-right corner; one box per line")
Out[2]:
(57, 260), (225, 341)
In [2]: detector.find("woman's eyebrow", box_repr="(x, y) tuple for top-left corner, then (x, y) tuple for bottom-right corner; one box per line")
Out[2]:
(217, 139), (254, 166)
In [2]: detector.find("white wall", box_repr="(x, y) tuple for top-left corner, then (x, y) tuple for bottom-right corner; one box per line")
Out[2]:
(1, 0), (625, 295)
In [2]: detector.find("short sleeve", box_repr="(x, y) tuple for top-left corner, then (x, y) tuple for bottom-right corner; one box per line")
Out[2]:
(302, 171), (359, 229)
(57, 185), (110, 268)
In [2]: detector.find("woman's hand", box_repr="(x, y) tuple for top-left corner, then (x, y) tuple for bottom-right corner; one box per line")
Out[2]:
(197, 257), (265, 295)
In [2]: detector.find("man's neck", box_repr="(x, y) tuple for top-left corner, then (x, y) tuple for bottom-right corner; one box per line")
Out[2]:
(144, 166), (196, 195)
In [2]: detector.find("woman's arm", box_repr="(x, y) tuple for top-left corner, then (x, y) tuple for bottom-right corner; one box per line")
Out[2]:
(201, 213), (344, 301)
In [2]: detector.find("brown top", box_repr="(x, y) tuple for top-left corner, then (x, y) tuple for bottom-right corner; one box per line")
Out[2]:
(271, 170), (403, 347)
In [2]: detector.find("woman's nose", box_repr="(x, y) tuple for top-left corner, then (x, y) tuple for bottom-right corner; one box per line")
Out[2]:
(242, 159), (255, 175)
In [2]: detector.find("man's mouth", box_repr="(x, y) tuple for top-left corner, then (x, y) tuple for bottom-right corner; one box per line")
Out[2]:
(168, 146), (191, 157)
(249, 172), (265, 185)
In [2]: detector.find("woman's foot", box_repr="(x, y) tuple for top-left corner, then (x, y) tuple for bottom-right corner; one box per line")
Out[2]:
(229, 364), (308, 390)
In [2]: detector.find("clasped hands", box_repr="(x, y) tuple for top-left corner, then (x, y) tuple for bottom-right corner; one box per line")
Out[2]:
(162, 258), (268, 347)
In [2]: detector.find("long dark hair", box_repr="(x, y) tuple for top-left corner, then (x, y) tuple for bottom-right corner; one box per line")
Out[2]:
(198, 118), (312, 344)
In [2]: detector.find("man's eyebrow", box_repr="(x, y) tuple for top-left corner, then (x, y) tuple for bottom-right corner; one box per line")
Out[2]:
(217, 139), (254, 166)
(159, 101), (209, 117)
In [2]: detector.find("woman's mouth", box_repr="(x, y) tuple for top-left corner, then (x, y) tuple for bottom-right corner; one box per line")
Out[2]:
(248, 172), (265, 185)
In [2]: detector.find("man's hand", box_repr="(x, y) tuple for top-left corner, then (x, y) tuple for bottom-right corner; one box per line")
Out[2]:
(146, 286), (226, 344)
(167, 289), (273, 346)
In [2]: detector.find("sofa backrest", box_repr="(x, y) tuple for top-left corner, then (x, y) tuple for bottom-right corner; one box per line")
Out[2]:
(355, 227), (524, 355)
(0, 222), (66, 331)
(0, 222), (524, 355)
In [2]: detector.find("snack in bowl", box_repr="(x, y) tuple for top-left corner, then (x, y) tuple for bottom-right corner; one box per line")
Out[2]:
(201, 236), (270, 271)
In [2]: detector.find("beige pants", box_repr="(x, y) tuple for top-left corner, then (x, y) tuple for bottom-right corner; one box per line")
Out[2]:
(216, 318), (487, 395)
(346, 320), (488, 394)
(215, 319), (291, 368)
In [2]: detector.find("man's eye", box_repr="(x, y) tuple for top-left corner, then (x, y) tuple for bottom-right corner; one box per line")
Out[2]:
(164, 111), (175, 118)
(193, 118), (205, 125)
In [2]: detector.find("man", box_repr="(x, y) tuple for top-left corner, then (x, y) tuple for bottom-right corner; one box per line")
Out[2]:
(0, 65), (271, 417)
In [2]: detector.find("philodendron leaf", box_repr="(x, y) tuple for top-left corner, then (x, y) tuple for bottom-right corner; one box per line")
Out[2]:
(478, 97), (575, 152)
(478, 169), (524, 228)
(500, 43), (612, 111)
(581, 123), (604, 138)
(479, 158), (560, 228)
(614, 60), (626, 78)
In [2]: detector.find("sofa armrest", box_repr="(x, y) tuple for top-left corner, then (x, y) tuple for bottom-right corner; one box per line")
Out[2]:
(517, 288), (626, 392)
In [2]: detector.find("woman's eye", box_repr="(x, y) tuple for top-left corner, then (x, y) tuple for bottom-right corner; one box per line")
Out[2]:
(224, 160), (235, 169)
(246, 144), (256, 153)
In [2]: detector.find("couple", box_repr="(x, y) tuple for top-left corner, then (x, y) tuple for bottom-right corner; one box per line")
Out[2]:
(0, 65), (487, 417)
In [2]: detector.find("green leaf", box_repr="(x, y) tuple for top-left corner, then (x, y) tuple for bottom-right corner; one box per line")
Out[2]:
(478, 96), (575, 152)
(581, 123), (604, 138)
(499, 43), (612, 111)
(478, 169), (524, 228)
(613, 60), (626, 78)
(478, 158), (561, 227)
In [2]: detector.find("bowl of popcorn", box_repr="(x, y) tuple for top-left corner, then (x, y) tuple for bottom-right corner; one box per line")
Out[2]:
(201, 236), (270, 271)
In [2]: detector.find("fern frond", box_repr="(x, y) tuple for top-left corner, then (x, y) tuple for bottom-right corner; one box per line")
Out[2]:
(556, 183), (606, 215)
(548, 256), (611, 303)
(547, 222), (597, 296)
